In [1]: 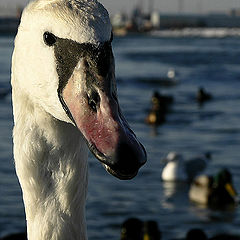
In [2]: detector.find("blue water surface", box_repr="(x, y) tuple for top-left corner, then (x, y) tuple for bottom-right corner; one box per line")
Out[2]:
(1, 33), (240, 239)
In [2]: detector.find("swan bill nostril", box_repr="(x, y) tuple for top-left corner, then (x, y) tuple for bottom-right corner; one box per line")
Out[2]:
(84, 59), (90, 68)
(87, 90), (100, 112)
(88, 98), (97, 112)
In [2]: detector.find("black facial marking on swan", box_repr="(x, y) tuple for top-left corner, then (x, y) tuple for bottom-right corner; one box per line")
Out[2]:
(43, 32), (113, 123)
(44, 34), (112, 90)
(43, 32), (113, 92)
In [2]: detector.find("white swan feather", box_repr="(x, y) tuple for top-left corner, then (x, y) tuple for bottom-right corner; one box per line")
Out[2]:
(11, 0), (146, 239)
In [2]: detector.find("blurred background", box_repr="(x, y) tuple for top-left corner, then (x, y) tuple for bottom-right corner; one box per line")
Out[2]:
(1, 0), (240, 239)
(1, 0), (240, 15)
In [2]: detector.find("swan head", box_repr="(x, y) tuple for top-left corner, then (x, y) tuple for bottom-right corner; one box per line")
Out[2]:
(12, 0), (147, 180)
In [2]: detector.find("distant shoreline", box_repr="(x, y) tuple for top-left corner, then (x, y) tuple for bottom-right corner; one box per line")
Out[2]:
(2, 15), (240, 38)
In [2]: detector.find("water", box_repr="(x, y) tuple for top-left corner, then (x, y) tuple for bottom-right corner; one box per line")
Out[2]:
(1, 33), (240, 239)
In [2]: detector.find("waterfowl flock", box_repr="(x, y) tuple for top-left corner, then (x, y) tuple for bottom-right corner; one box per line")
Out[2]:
(161, 152), (238, 208)
(120, 218), (240, 240)
(145, 85), (213, 127)
(142, 83), (238, 239)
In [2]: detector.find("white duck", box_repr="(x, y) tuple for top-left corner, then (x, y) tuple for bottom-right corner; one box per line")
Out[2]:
(161, 152), (211, 182)
(11, 1), (147, 240)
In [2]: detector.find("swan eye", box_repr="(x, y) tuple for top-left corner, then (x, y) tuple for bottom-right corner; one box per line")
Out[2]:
(43, 32), (56, 46)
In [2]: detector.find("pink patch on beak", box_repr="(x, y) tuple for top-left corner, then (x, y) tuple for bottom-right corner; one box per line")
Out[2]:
(80, 94), (120, 156)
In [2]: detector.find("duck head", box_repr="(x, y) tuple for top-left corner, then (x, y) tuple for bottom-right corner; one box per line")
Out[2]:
(12, 0), (146, 180)
(213, 168), (237, 199)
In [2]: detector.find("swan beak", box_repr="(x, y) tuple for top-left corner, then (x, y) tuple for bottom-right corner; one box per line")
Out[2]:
(60, 59), (147, 180)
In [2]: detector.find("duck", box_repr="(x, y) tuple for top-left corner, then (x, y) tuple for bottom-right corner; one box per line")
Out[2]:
(121, 218), (143, 240)
(120, 218), (161, 240)
(145, 91), (173, 125)
(143, 220), (161, 240)
(189, 168), (237, 208)
(196, 87), (212, 104)
(11, 1), (147, 240)
(161, 152), (211, 182)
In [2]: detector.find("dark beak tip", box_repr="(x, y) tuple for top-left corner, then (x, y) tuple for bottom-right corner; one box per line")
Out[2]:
(88, 135), (147, 180)
(111, 141), (147, 178)
(139, 143), (147, 166)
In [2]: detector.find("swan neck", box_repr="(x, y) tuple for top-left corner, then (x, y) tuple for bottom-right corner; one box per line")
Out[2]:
(12, 94), (89, 240)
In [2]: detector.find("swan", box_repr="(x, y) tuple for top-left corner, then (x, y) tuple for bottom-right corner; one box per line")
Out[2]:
(161, 152), (211, 182)
(11, 0), (147, 239)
